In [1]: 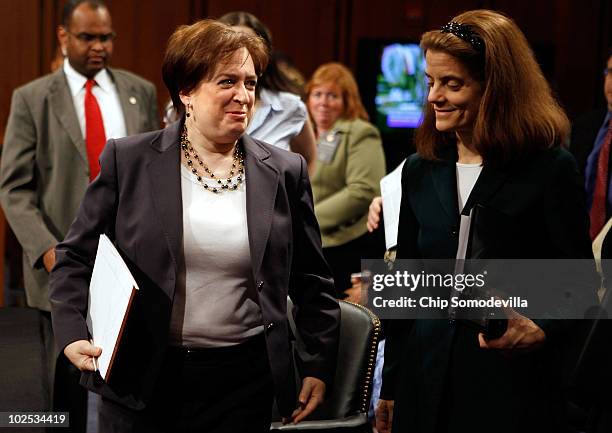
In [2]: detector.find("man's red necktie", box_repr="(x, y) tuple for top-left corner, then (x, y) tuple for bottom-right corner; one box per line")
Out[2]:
(85, 79), (106, 181)
(590, 125), (612, 239)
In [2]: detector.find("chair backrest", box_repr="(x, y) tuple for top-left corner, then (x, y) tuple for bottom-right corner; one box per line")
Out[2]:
(289, 299), (381, 419)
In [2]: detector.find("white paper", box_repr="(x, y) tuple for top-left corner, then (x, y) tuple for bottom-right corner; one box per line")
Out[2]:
(380, 159), (406, 250)
(86, 235), (139, 380)
(454, 213), (472, 276)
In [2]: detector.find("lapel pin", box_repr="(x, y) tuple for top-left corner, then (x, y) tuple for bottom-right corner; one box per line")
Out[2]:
(129, 96), (137, 105)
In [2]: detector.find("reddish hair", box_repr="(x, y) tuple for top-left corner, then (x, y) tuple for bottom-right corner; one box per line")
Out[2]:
(162, 19), (269, 114)
(305, 62), (369, 122)
(416, 10), (570, 166)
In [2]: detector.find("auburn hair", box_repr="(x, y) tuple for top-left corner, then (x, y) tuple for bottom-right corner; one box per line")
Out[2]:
(417, 9), (570, 166)
(217, 11), (302, 96)
(305, 62), (369, 123)
(162, 19), (269, 114)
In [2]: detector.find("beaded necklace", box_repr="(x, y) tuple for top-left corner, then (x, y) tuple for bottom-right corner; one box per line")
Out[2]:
(180, 126), (244, 194)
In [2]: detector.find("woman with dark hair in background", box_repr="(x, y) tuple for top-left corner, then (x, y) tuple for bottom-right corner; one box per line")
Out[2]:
(49, 19), (339, 433)
(375, 9), (594, 433)
(219, 11), (317, 177)
(305, 62), (386, 298)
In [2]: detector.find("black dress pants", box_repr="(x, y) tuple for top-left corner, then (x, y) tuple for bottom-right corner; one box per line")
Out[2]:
(99, 333), (274, 433)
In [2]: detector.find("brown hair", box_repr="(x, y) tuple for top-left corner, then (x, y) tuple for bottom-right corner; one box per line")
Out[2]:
(305, 62), (369, 122)
(217, 11), (302, 96)
(417, 10), (570, 166)
(162, 19), (269, 114)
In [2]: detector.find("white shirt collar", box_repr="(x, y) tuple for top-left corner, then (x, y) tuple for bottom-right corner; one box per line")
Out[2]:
(63, 59), (113, 96)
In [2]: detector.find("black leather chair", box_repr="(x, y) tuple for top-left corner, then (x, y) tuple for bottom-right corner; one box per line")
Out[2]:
(271, 299), (381, 432)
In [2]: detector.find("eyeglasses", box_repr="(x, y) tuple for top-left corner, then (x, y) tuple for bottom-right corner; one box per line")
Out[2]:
(68, 31), (116, 44)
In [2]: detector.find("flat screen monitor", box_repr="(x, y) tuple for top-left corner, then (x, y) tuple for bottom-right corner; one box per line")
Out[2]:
(376, 42), (426, 129)
(358, 39), (426, 133)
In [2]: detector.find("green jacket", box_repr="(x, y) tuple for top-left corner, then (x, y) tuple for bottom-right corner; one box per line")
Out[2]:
(311, 118), (386, 247)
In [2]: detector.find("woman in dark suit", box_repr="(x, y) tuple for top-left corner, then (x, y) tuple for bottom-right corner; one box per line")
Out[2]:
(49, 20), (339, 433)
(375, 10), (594, 433)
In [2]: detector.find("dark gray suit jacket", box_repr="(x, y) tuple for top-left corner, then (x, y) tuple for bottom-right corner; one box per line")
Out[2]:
(0, 67), (159, 310)
(48, 120), (340, 416)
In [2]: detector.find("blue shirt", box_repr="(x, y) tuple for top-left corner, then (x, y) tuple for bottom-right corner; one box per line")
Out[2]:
(247, 88), (307, 151)
(585, 111), (612, 212)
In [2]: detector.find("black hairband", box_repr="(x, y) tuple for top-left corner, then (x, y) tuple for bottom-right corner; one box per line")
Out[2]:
(440, 21), (484, 53)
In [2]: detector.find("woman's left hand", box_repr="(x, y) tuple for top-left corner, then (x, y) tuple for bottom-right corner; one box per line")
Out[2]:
(478, 310), (546, 352)
(285, 376), (326, 424)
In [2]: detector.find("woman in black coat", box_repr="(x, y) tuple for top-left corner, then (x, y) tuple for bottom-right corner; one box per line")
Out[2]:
(375, 10), (595, 433)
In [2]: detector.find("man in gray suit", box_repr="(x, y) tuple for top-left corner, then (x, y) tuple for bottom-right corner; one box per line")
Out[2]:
(0, 0), (158, 429)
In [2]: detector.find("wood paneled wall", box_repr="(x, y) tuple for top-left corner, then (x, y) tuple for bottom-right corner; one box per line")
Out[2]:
(1, 0), (611, 140)
(0, 0), (610, 305)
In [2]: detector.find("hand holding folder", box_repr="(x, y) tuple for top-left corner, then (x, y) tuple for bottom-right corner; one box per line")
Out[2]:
(64, 235), (139, 379)
(63, 339), (102, 372)
(85, 234), (139, 380)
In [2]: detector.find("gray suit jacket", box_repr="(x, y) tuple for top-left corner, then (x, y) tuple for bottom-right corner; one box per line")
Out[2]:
(48, 120), (340, 415)
(0, 67), (159, 310)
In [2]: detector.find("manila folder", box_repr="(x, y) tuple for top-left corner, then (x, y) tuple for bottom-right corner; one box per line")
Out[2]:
(86, 234), (139, 381)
